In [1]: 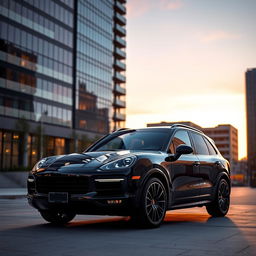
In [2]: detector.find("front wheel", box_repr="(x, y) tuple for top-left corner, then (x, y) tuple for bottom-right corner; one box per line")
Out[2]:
(40, 210), (76, 225)
(131, 177), (167, 228)
(206, 178), (230, 217)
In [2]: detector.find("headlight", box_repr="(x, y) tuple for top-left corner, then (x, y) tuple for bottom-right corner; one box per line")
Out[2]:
(100, 156), (136, 170)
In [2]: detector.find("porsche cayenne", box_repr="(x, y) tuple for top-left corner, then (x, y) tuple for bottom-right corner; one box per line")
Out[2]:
(27, 124), (231, 228)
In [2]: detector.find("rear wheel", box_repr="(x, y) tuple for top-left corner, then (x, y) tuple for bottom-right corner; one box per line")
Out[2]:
(206, 178), (230, 217)
(40, 210), (76, 225)
(131, 177), (167, 228)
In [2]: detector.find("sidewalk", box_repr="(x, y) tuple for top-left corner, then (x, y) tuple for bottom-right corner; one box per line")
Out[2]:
(0, 188), (27, 199)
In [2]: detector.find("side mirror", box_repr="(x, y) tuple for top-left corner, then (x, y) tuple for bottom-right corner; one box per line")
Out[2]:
(165, 144), (193, 162)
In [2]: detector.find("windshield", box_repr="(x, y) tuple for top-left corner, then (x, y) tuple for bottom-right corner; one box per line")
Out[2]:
(93, 131), (170, 151)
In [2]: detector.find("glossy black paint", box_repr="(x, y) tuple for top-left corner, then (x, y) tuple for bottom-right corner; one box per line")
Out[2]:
(27, 126), (231, 217)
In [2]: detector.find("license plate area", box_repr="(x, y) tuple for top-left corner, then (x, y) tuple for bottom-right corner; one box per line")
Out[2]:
(48, 192), (68, 203)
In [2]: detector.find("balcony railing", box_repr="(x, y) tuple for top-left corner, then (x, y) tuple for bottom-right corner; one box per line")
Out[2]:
(114, 23), (126, 37)
(114, 59), (126, 71)
(114, 47), (126, 59)
(114, 98), (126, 108)
(114, 1), (126, 14)
(114, 84), (126, 95)
(114, 36), (126, 48)
(113, 112), (126, 121)
(113, 72), (126, 83)
(115, 13), (126, 25)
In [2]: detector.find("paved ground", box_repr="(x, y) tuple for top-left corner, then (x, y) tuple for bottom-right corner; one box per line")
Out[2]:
(0, 188), (27, 198)
(0, 187), (255, 256)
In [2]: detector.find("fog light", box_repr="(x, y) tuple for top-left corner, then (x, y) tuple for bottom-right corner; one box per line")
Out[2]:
(27, 178), (35, 182)
(107, 200), (122, 204)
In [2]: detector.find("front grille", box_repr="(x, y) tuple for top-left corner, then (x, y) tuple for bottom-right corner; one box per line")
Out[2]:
(36, 175), (90, 194)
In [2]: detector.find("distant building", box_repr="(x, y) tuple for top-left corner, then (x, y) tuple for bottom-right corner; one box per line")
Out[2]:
(147, 121), (202, 131)
(246, 68), (256, 187)
(232, 158), (248, 185)
(202, 124), (238, 165)
(147, 121), (238, 170)
(0, 0), (126, 170)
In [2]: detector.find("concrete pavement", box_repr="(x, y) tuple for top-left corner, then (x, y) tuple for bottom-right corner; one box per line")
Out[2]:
(0, 187), (255, 255)
(0, 172), (28, 188)
(0, 188), (27, 199)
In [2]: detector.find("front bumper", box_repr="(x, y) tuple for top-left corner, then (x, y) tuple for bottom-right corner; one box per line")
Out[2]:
(27, 174), (139, 216)
(27, 192), (135, 216)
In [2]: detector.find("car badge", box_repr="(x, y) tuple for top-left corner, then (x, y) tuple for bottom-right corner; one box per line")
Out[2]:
(64, 162), (70, 166)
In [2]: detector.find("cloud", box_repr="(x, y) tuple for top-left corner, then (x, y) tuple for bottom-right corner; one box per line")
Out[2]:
(127, 0), (184, 18)
(201, 30), (241, 43)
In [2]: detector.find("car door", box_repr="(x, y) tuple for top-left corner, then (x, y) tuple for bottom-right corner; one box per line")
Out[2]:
(202, 136), (222, 195)
(165, 129), (202, 205)
(190, 132), (217, 199)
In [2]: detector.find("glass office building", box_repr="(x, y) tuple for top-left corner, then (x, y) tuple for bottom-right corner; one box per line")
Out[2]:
(246, 68), (256, 187)
(0, 0), (126, 170)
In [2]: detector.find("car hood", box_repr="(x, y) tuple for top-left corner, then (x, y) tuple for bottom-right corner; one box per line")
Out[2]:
(33, 150), (136, 174)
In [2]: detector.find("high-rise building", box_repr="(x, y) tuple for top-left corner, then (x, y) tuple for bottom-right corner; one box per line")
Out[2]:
(0, 0), (126, 170)
(147, 121), (238, 168)
(246, 68), (256, 186)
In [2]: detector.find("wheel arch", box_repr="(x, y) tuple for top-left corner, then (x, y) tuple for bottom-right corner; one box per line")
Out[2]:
(136, 167), (171, 207)
(212, 171), (231, 198)
(217, 171), (231, 187)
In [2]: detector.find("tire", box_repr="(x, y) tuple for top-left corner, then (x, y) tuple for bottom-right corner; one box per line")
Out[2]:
(40, 210), (76, 225)
(206, 178), (230, 217)
(131, 177), (167, 228)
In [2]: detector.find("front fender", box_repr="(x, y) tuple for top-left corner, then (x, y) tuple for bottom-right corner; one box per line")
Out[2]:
(133, 167), (171, 208)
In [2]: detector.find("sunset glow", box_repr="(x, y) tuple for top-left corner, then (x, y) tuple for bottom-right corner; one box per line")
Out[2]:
(126, 0), (256, 159)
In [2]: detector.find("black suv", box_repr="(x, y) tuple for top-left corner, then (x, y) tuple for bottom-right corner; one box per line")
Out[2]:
(27, 124), (231, 228)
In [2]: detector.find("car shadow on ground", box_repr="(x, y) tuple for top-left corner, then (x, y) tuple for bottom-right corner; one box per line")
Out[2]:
(8, 210), (239, 232)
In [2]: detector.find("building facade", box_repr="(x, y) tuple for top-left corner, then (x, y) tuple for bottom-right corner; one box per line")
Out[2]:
(202, 124), (238, 165)
(0, 0), (126, 170)
(147, 121), (202, 131)
(232, 158), (248, 185)
(246, 68), (256, 186)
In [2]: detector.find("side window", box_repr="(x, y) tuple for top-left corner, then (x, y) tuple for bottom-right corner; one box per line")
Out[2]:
(169, 130), (192, 153)
(191, 133), (209, 155)
(204, 137), (217, 155)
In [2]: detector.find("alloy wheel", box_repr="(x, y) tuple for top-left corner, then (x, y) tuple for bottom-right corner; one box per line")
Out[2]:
(145, 181), (166, 224)
(218, 180), (230, 213)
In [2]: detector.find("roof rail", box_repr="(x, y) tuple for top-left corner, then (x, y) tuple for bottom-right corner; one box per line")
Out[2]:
(170, 124), (204, 134)
(113, 128), (130, 132)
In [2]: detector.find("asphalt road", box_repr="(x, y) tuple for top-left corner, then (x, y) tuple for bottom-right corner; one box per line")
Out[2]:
(0, 187), (255, 256)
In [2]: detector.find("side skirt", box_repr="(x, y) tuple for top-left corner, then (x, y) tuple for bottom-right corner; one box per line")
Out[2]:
(169, 200), (211, 210)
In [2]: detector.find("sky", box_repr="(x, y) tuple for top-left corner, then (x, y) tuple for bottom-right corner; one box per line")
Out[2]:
(125, 0), (256, 160)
